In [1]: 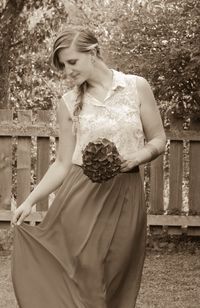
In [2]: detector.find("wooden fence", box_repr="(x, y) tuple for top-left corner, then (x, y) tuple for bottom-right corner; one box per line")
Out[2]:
(0, 109), (200, 235)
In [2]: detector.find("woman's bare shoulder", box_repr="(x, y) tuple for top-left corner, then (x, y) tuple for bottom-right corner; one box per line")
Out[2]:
(56, 97), (72, 123)
(124, 73), (148, 88)
(135, 75), (152, 91)
(59, 89), (77, 119)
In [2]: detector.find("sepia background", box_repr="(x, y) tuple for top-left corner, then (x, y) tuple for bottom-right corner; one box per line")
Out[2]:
(0, 0), (200, 307)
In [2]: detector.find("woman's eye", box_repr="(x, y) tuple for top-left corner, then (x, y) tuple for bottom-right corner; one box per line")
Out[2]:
(68, 60), (77, 65)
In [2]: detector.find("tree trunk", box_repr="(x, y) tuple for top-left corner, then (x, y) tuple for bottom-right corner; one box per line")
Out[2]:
(0, 0), (25, 108)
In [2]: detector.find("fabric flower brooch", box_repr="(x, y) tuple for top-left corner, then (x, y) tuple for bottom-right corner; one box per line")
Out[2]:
(82, 138), (122, 183)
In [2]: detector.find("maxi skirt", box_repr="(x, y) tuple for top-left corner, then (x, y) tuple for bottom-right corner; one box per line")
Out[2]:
(11, 164), (147, 308)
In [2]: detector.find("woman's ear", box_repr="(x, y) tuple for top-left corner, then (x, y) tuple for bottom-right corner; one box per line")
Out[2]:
(90, 49), (97, 64)
(90, 48), (97, 58)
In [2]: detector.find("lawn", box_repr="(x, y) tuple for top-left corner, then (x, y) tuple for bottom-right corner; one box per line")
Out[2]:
(0, 237), (200, 308)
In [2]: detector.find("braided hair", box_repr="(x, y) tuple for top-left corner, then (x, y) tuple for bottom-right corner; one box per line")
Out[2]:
(52, 28), (103, 134)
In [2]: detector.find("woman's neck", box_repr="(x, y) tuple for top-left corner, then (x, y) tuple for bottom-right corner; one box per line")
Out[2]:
(87, 60), (113, 91)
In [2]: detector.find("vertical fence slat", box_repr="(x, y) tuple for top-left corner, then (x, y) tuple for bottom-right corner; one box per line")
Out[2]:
(149, 155), (164, 214)
(169, 140), (183, 214)
(36, 111), (50, 211)
(189, 141), (200, 215)
(0, 110), (13, 211)
(17, 111), (32, 206)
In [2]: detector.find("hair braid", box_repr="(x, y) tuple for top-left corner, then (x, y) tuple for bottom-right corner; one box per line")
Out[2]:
(72, 81), (88, 134)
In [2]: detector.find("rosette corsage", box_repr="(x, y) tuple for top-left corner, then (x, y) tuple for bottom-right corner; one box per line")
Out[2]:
(81, 138), (122, 183)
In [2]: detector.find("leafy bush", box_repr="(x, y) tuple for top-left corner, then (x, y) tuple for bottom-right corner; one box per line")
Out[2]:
(3, 0), (200, 120)
(108, 0), (200, 119)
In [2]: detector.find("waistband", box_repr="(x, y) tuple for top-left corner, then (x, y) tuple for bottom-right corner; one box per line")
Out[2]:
(124, 166), (140, 173)
(73, 164), (139, 174)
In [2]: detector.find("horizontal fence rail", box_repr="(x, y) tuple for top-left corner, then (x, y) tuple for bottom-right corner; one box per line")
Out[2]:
(0, 109), (200, 235)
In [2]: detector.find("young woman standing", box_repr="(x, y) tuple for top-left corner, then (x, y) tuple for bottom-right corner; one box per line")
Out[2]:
(11, 28), (166, 308)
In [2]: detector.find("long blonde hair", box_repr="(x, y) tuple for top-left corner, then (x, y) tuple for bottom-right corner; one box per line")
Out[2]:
(52, 29), (103, 132)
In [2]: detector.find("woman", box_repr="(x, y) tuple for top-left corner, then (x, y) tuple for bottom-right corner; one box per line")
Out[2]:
(11, 28), (166, 308)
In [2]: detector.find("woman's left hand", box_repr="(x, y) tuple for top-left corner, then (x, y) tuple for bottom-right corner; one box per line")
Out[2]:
(120, 154), (140, 173)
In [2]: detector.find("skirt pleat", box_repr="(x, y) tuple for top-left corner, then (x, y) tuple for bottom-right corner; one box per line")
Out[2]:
(11, 164), (147, 308)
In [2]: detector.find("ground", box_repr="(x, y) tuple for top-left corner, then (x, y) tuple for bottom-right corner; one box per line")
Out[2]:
(0, 236), (200, 308)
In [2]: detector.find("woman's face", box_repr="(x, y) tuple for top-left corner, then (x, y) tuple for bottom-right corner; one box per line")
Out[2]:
(58, 45), (94, 85)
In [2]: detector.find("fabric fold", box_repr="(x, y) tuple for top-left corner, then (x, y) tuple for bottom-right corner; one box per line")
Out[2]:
(11, 164), (146, 308)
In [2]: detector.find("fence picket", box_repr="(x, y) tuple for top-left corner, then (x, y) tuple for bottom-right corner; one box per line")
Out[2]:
(16, 111), (32, 206)
(36, 111), (51, 211)
(0, 110), (13, 212)
(149, 154), (164, 214)
(189, 141), (200, 215)
(169, 140), (183, 214)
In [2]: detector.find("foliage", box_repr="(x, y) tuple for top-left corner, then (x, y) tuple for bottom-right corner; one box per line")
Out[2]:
(65, 0), (200, 119)
(0, 0), (26, 107)
(107, 0), (200, 119)
(2, 0), (200, 120)
(9, 0), (68, 111)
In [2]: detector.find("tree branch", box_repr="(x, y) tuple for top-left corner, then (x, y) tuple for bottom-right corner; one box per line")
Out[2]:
(0, 0), (26, 107)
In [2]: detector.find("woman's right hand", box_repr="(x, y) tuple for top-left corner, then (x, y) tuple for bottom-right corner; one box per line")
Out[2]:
(11, 201), (33, 227)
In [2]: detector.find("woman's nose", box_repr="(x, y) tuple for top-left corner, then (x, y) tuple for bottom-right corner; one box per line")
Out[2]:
(65, 65), (73, 76)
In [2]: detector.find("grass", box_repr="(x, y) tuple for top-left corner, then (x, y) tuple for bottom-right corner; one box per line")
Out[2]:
(1, 239), (200, 308)
(0, 254), (17, 308)
(137, 251), (200, 308)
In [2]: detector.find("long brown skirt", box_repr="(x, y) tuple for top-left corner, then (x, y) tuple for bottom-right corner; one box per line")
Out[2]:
(11, 164), (147, 308)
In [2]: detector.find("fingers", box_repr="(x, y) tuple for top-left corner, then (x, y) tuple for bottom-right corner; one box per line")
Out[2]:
(11, 211), (19, 227)
(120, 167), (130, 172)
(120, 160), (137, 172)
(16, 213), (26, 226)
(120, 156), (139, 172)
(120, 161), (130, 172)
(120, 161), (127, 168)
(119, 155), (126, 163)
(11, 210), (26, 227)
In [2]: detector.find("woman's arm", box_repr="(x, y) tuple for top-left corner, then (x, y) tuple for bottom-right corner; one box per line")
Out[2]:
(26, 98), (76, 206)
(11, 98), (75, 225)
(121, 76), (166, 172)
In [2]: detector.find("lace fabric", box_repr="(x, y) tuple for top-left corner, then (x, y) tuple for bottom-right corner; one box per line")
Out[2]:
(62, 69), (145, 165)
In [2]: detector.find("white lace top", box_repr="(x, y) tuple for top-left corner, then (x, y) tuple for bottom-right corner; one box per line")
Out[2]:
(62, 69), (145, 166)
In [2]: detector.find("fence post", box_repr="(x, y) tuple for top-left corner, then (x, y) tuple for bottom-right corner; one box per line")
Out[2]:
(189, 119), (200, 216)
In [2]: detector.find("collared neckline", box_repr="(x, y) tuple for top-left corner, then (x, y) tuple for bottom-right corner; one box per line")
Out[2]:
(84, 69), (126, 106)
(111, 69), (126, 90)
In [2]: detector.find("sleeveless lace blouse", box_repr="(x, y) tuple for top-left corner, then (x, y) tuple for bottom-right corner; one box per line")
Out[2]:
(62, 69), (145, 166)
